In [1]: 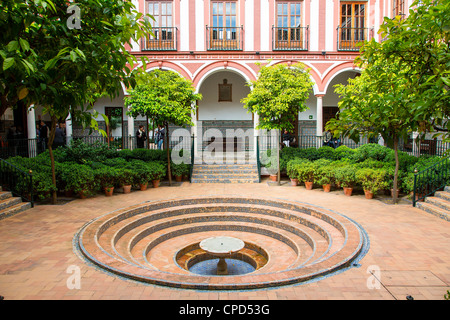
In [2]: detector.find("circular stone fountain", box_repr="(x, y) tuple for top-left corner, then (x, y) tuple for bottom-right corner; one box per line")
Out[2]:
(74, 196), (369, 290)
(199, 236), (245, 275)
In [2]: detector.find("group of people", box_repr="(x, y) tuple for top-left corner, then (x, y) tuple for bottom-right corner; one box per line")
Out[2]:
(136, 124), (165, 149)
(36, 120), (66, 151)
(281, 129), (341, 149)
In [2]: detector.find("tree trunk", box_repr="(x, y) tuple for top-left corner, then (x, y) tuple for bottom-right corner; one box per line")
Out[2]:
(48, 115), (58, 205)
(393, 135), (399, 204)
(165, 122), (172, 186)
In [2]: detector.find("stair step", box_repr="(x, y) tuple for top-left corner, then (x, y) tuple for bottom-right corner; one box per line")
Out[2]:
(435, 190), (450, 202)
(425, 196), (450, 211)
(416, 202), (450, 222)
(0, 202), (32, 220)
(0, 191), (13, 201)
(0, 197), (22, 211)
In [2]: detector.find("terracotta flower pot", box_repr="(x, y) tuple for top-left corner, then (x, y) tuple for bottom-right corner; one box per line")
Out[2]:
(79, 190), (87, 199)
(139, 183), (148, 191)
(152, 180), (160, 188)
(304, 181), (313, 190)
(269, 174), (277, 181)
(122, 185), (132, 194)
(343, 187), (353, 196)
(323, 184), (331, 193)
(364, 189), (374, 199)
(290, 178), (298, 186)
(175, 175), (182, 182)
(104, 187), (114, 197)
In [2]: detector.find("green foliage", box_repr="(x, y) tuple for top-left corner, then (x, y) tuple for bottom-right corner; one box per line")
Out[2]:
(60, 163), (96, 194)
(242, 62), (313, 132)
(115, 168), (135, 186)
(129, 160), (154, 185)
(286, 158), (310, 179)
(93, 167), (118, 189)
(147, 162), (166, 181)
(356, 168), (389, 194)
(296, 161), (318, 183)
(334, 166), (356, 188)
(315, 164), (335, 186)
(126, 69), (201, 127)
(171, 162), (189, 177)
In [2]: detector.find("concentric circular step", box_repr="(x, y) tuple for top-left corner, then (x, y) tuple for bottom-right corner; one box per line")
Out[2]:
(74, 197), (368, 290)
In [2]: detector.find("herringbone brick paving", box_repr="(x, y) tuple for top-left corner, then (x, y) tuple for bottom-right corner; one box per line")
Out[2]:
(0, 180), (449, 300)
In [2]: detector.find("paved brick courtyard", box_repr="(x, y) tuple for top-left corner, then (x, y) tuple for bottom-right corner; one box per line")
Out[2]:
(0, 180), (449, 301)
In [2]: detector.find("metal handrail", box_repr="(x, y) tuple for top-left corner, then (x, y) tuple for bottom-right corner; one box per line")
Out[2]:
(0, 158), (34, 207)
(206, 25), (243, 50)
(336, 26), (373, 51)
(142, 27), (178, 51)
(272, 25), (309, 51)
(413, 156), (450, 206)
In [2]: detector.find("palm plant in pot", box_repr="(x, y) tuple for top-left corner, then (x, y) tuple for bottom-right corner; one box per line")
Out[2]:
(334, 165), (356, 196)
(356, 168), (389, 199)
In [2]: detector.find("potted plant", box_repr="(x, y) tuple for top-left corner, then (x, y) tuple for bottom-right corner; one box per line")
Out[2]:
(334, 165), (356, 196)
(296, 161), (316, 190)
(61, 163), (96, 198)
(116, 168), (135, 193)
(315, 164), (335, 193)
(286, 159), (308, 186)
(171, 163), (185, 182)
(356, 168), (389, 199)
(149, 162), (166, 188)
(94, 167), (118, 196)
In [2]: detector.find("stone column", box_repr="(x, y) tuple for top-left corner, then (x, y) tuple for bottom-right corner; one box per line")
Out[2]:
(26, 105), (37, 157)
(127, 105), (134, 150)
(315, 94), (324, 148)
(65, 113), (73, 146)
(191, 104), (199, 160)
(253, 112), (259, 159)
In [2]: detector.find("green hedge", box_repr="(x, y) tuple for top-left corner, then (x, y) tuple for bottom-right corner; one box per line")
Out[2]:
(283, 143), (445, 195)
(2, 141), (175, 200)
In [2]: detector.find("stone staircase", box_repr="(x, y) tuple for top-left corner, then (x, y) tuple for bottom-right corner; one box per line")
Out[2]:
(416, 186), (450, 222)
(0, 188), (32, 221)
(191, 156), (259, 183)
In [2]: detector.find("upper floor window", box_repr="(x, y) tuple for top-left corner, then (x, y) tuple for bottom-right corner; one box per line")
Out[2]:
(143, 1), (177, 51)
(337, 2), (368, 51)
(392, 0), (405, 18)
(207, 1), (242, 50)
(273, 1), (308, 50)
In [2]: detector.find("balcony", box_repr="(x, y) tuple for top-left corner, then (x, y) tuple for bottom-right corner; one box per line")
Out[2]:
(336, 26), (372, 51)
(206, 26), (243, 51)
(272, 26), (309, 51)
(142, 27), (177, 51)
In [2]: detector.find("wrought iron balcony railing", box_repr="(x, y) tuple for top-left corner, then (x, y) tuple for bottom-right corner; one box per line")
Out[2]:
(336, 26), (372, 51)
(272, 25), (309, 51)
(206, 26), (243, 51)
(142, 27), (177, 51)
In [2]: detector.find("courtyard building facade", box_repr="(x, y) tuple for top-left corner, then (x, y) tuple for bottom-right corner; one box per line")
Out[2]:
(5, 0), (446, 158)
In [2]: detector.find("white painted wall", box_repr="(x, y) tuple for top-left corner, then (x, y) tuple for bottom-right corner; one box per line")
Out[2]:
(197, 71), (252, 121)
